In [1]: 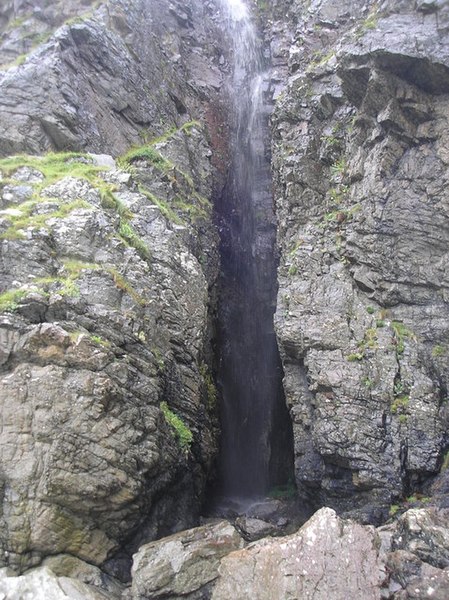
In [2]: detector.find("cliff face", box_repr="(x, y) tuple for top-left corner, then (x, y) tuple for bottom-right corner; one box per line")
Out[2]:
(269, 0), (449, 520)
(1, 0), (449, 596)
(0, 0), (230, 579)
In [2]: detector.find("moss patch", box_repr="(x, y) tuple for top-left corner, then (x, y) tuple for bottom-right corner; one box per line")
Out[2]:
(160, 401), (193, 451)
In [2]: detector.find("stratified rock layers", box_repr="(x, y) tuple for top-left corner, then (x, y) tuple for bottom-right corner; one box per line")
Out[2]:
(270, 0), (449, 518)
(0, 0), (225, 577)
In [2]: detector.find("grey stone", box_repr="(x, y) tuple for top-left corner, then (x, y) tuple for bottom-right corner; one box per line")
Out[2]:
(270, 0), (449, 514)
(131, 521), (245, 600)
(211, 507), (385, 600)
(0, 566), (115, 600)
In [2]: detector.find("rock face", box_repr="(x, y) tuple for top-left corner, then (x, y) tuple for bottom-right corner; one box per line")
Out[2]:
(0, 0), (229, 159)
(269, 0), (449, 517)
(0, 149), (218, 576)
(0, 566), (116, 600)
(0, 0), (231, 578)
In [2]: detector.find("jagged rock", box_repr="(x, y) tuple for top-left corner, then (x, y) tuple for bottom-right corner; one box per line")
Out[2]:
(211, 507), (385, 600)
(270, 0), (449, 515)
(131, 521), (245, 600)
(0, 0), (227, 157)
(392, 508), (449, 569)
(234, 516), (277, 541)
(0, 153), (218, 576)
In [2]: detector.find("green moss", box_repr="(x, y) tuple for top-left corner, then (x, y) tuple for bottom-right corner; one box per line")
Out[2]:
(347, 352), (364, 362)
(160, 401), (193, 451)
(0, 198), (91, 240)
(119, 145), (173, 170)
(143, 120), (201, 146)
(139, 187), (184, 225)
(432, 344), (446, 358)
(366, 306), (375, 314)
(0, 152), (105, 187)
(376, 319), (385, 328)
(389, 504), (400, 517)
(392, 321), (415, 355)
(391, 395), (409, 415)
(105, 267), (146, 307)
(90, 334), (111, 348)
(0, 289), (28, 312)
(118, 219), (151, 262)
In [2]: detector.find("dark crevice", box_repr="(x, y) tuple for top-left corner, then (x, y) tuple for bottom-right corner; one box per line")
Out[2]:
(207, 1), (294, 507)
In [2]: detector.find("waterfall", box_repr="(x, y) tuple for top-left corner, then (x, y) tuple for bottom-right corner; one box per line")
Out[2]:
(213, 0), (294, 502)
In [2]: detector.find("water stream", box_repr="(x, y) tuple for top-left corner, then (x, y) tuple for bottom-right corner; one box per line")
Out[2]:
(213, 0), (294, 504)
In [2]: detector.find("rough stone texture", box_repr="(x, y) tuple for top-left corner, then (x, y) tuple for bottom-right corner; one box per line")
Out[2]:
(211, 507), (385, 600)
(0, 149), (218, 577)
(131, 521), (245, 600)
(0, 0), (229, 159)
(0, 0), (234, 585)
(0, 566), (116, 600)
(269, 0), (449, 517)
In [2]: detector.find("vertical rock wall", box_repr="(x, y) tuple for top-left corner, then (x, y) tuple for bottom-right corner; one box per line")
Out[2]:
(0, 0), (233, 579)
(269, 0), (449, 520)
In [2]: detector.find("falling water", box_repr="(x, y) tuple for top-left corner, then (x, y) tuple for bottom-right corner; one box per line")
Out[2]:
(214, 0), (294, 501)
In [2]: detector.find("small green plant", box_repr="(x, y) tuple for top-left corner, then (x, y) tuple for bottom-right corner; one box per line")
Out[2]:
(288, 264), (298, 276)
(359, 327), (378, 350)
(366, 306), (375, 314)
(376, 319), (385, 328)
(432, 345), (446, 358)
(0, 289), (28, 312)
(119, 145), (172, 170)
(391, 394), (409, 415)
(392, 321), (415, 355)
(199, 363), (217, 412)
(105, 267), (146, 306)
(441, 451), (449, 472)
(160, 401), (193, 451)
(330, 158), (348, 177)
(389, 504), (400, 517)
(90, 335), (111, 348)
(118, 219), (151, 261)
(363, 377), (374, 388)
(347, 352), (364, 362)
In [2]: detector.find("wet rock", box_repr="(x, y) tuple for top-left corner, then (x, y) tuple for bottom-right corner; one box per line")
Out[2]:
(392, 508), (449, 569)
(234, 517), (277, 541)
(270, 0), (449, 515)
(131, 521), (245, 600)
(211, 507), (385, 600)
(0, 154), (218, 575)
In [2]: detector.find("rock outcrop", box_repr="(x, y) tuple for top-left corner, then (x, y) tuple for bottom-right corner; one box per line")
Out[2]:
(269, 0), (449, 519)
(2, 0), (449, 596)
(0, 148), (218, 577)
(128, 506), (449, 599)
(0, 0), (232, 579)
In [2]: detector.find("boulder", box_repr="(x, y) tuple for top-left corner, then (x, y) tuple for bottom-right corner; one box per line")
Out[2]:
(131, 521), (245, 600)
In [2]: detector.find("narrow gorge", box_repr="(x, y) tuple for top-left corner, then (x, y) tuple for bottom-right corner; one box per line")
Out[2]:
(0, 0), (448, 598)
(213, 0), (294, 503)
